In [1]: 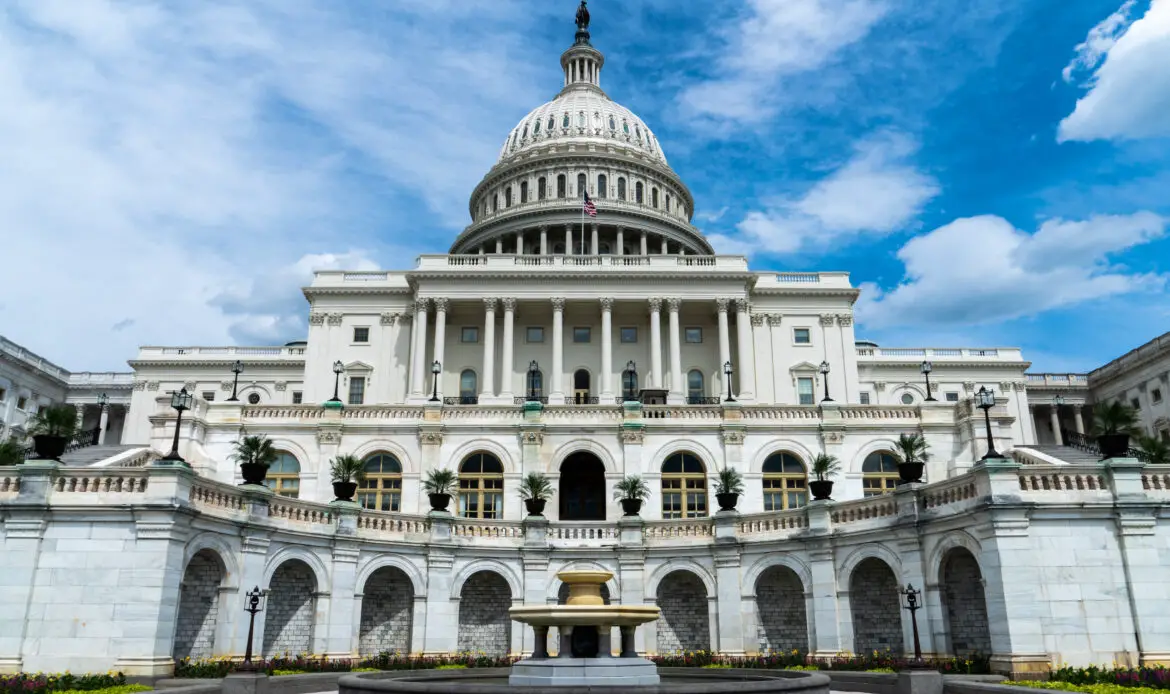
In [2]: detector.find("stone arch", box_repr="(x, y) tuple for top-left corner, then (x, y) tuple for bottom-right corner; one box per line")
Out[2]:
(173, 549), (226, 660)
(357, 556), (425, 598)
(750, 440), (817, 474)
(347, 440), (416, 473)
(265, 439), (314, 476)
(650, 440), (718, 475)
(182, 533), (240, 588)
(447, 439), (518, 474)
(655, 570), (710, 653)
(645, 559), (717, 600)
(925, 531), (984, 586)
(939, 547), (991, 656)
(849, 439), (902, 475)
(238, 384), (273, 402)
(743, 555), (812, 597)
(262, 546), (330, 591)
(550, 439), (617, 474)
(456, 570), (513, 656)
(849, 557), (902, 655)
(262, 559), (318, 657)
(451, 559), (523, 599)
(358, 566), (414, 655)
(558, 450), (607, 521)
(838, 544), (903, 587)
(755, 565), (808, 653)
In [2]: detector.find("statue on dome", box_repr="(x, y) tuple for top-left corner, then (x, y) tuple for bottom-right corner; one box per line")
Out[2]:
(575, 1), (590, 32)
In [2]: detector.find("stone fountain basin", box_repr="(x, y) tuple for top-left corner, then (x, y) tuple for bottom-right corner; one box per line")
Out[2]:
(508, 604), (660, 627)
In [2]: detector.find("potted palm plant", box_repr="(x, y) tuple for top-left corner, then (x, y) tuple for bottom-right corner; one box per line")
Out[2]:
(714, 467), (744, 511)
(518, 472), (554, 516)
(28, 404), (79, 460)
(1136, 433), (1168, 465)
(330, 454), (366, 502)
(613, 475), (649, 516)
(423, 468), (457, 512)
(809, 452), (841, 501)
(1094, 401), (1140, 459)
(0, 437), (25, 466)
(231, 434), (279, 485)
(893, 432), (929, 484)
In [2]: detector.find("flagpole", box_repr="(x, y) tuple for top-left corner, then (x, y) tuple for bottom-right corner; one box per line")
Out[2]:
(580, 193), (585, 255)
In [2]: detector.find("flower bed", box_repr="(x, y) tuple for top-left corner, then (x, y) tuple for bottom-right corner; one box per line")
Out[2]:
(173, 652), (518, 679)
(1049, 665), (1170, 691)
(1010, 682), (1167, 694)
(647, 650), (991, 674)
(0, 673), (146, 694)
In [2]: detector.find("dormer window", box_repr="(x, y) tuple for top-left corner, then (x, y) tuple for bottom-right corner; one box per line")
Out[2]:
(562, 113), (570, 128)
(548, 115), (556, 131)
(533, 119), (541, 134)
(622, 121), (630, 135)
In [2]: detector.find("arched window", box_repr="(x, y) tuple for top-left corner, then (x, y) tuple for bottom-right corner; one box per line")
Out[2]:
(652, 187), (659, 208)
(562, 113), (570, 128)
(608, 115), (616, 130)
(686, 369), (704, 403)
(521, 123), (528, 139)
(573, 369), (591, 404)
(459, 369), (478, 404)
(520, 181), (528, 204)
(577, 111), (586, 127)
(528, 369), (544, 399)
(538, 177), (547, 200)
(762, 452), (807, 511)
(459, 452), (504, 519)
(533, 118), (541, 135)
(358, 453), (402, 512)
(265, 452), (300, 498)
(622, 120), (630, 135)
(547, 115), (556, 131)
(504, 187), (512, 208)
(666, 194), (671, 212)
(862, 451), (900, 497)
(597, 174), (607, 199)
(635, 182), (644, 204)
(557, 174), (566, 198)
(661, 453), (707, 519)
(617, 177), (627, 200)
(635, 124), (642, 140)
(492, 194), (498, 212)
(622, 368), (638, 399)
(577, 173), (587, 197)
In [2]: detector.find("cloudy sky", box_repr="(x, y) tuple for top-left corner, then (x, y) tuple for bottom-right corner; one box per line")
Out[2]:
(1, 0), (1168, 373)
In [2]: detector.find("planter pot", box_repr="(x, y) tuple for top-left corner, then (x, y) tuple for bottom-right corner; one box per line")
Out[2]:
(897, 461), (925, 484)
(32, 435), (67, 461)
(1097, 433), (1131, 459)
(332, 481), (358, 502)
(715, 492), (739, 511)
(620, 498), (643, 516)
(809, 479), (834, 501)
(524, 498), (547, 516)
(429, 492), (452, 512)
(239, 462), (269, 486)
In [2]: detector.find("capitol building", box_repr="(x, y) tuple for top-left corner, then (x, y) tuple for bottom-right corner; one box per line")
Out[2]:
(3, 4), (1170, 682)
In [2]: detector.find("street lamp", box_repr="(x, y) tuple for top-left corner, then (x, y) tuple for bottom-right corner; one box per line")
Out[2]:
(921, 361), (936, 401)
(623, 360), (637, 403)
(239, 586), (266, 672)
(227, 360), (243, 401)
(430, 360), (441, 402)
(899, 583), (926, 667)
(975, 386), (1000, 460)
(723, 360), (735, 403)
(94, 392), (109, 445)
(328, 360), (344, 404)
(819, 360), (833, 403)
(160, 387), (193, 463)
(527, 360), (541, 402)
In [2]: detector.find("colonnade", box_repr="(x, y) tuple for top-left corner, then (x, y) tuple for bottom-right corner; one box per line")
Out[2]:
(474, 223), (690, 257)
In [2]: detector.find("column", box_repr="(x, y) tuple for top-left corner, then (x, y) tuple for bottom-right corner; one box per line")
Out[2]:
(1050, 406), (1063, 445)
(540, 226), (548, 255)
(716, 299), (731, 398)
(501, 299), (516, 399)
(552, 298), (565, 401)
(515, 231), (524, 254)
(640, 231), (648, 256)
(667, 298), (682, 399)
(735, 299), (756, 401)
(432, 299), (448, 398)
(75, 403), (85, 433)
(600, 298), (614, 399)
(481, 299), (497, 399)
(660, 237), (669, 254)
(410, 299), (429, 396)
(648, 298), (663, 389)
(616, 227), (624, 255)
(564, 225), (573, 255)
(591, 224), (599, 255)
(97, 406), (110, 445)
(1074, 407), (1085, 435)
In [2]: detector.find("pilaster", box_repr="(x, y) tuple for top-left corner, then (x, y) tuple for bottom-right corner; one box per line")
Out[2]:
(325, 540), (360, 658)
(712, 511), (744, 654)
(423, 512), (456, 654)
(804, 503), (842, 656)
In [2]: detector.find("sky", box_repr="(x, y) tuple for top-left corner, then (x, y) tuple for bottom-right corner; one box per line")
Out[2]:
(1, 0), (1168, 374)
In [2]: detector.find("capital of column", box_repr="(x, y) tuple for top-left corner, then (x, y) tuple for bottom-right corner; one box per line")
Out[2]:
(600, 297), (613, 311)
(539, 224), (548, 232)
(735, 299), (751, 314)
(414, 298), (431, 311)
(666, 298), (681, 312)
(551, 297), (565, 312)
(483, 297), (498, 312)
(648, 297), (662, 313)
(715, 298), (731, 313)
(433, 298), (449, 312)
(502, 298), (516, 312)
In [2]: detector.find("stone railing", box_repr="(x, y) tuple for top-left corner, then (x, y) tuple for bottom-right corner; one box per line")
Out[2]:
(412, 253), (750, 273)
(453, 518), (524, 539)
(738, 510), (808, 536)
(138, 345), (306, 358)
(443, 407), (522, 421)
(643, 405), (722, 421)
(344, 406), (427, 420)
(357, 510), (430, 536)
(241, 406), (326, 420)
(1142, 466), (1170, 493)
(191, 481), (248, 515)
(643, 517), (714, 541)
(1017, 466), (1109, 494)
(740, 406), (821, 421)
(829, 495), (897, 525)
(548, 522), (619, 543)
(269, 497), (335, 526)
(836, 406), (919, 421)
(541, 406), (623, 421)
(53, 469), (149, 494)
(0, 472), (19, 496)
(855, 346), (1022, 360)
(921, 474), (979, 510)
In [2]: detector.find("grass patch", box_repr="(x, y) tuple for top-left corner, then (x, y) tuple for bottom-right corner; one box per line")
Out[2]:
(867, 668), (896, 673)
(53, 687), (150, 694)
(435, 665), (467, 670)
(702, 664), (732, 669)
(271, 670), (306, 677)
(784, 666), (821, 671)
(1007, 683), (1167, 694)
(352, 668), (379, 673)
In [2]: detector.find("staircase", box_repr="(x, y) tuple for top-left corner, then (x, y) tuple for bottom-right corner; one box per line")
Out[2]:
(1014, 444), (1102, 465)
(59, 445), (139, 467)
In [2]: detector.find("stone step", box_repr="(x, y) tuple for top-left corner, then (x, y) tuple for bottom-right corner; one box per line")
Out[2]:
(59, 445), (138, 466)
(1017, 444), (1102, 464)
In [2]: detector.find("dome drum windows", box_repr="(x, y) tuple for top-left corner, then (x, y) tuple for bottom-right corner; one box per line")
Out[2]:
(557, 174), (567, 199)
(358, 454), (402, 512)
(577, 173), (587, 197)
(652, 187), (659, 208)
(538, 177), (547, 200)
(562, 113), (570, 129)
(609, 115), (616, 130)
(504, 187), (512, 208)
(597, 174), (607, 199)
(520, 181), (529, 204)
(459, 452), (504, 519)
(661, 452), (707, 519)
(617, 177), (626, 200)
(635, 182), (644, 204)
(762, 452), (808, 511)
(548, 115), (556, 131)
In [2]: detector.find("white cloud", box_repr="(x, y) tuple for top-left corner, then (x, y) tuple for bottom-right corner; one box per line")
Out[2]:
(1058, 0), (1170, 142)
(678, 0), (888, 123)
(708, 131), (938, 253)
(856, 212), (1167, 328)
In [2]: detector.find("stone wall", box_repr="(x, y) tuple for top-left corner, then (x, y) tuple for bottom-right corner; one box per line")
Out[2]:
(756, 566), (807, 652)
(172, 550), (223, 660)
(656, 570), (709, 653)
(359, 567), (413, 655)
(941, 549), (991, 656)
(262, 560), (317, 657)
(456, 571), (511, 656)
(850, 558), (902, 654)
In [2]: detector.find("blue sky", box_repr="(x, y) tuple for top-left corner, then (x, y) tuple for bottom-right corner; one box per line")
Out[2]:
(1, 0), (1167, 373)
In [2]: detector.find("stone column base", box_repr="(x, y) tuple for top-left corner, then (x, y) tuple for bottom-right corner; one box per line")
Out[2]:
(223, 672), (270, 694)
(1140, 652), (1170, 667)
(990, 653), (1051, 680)
(0, 656), (22, 675)
(113, 656), (175, 677)
(898, 669), (942, 694)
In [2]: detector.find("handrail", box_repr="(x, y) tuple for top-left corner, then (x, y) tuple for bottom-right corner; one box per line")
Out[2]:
(1062, 429), (1148, 462)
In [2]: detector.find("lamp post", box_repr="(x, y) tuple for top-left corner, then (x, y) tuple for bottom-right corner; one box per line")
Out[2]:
(921, 360), (936, 401)
(239, 585), (266, 672)
(430, 360), (441, 402)
(328, 360), (344, 404)
(899, 583), (926, 667)
(975, 386), (1000, 460)
(227, 360), (243, 401)
(95, 392), (109, 445)
(527, 360), (540, 402)
(623, 360), (637, 403)
(819, 360), (833, 403)
(723, 360), (735, 403)
(160, 387), (193, 463)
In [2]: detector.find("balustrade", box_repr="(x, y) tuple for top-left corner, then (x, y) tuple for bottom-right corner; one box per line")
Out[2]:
(1142, 467), (1170, 492)
(921, 476), (978, 509)
(829, 496), (897, 525)
(191, 482), (248, 514)
(1017, 467), (1108, 493)
(737, 510), (807, 535)
(643, 517), (713, 540)
(357, 511), (429, 535)
(54, 471), (149, 494)
(269, 498), (334, 525)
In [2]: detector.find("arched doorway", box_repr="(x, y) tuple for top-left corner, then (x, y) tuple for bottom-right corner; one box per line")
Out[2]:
(940, 548), (991, 656)
(656, 570), (709, 652)
(755, 565), (808, 653)
(573, 369), (591, 404)
(456, 571), (512, 655)
(173, 550), (225, 660)
(358, 566), (413, 655)
(262, 559), (317, 657)
(559, 452), (606, 520)
(849, 557), (902, 654)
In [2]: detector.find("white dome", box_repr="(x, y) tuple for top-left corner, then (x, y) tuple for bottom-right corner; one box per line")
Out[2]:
(497, 88), (670, 167)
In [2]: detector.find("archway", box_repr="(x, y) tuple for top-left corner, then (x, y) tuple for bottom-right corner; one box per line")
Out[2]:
(572, 369), (591, 404)
(655, 570), (709, 652)
(559, 452), (606, 521)
(262, 559), (317, 657)
(755, 565), (807, 653)
(457, 570), (512, 655)
(940, 548), (991, 656)
(173, 549), (225, 660)
(358, 566), (413, 655)
(849, 557), (902, 654)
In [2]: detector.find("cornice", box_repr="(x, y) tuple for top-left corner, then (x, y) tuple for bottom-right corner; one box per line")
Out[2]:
(405, 271), (755, 284)
(752, 287), (862, 302)
(128, 359), (305, 369)
(302, 287), (411, 299)
(861, 360), (1031, 370)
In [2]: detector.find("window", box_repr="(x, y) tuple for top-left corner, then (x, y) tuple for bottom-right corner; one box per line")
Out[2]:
(686, 369), (704, 401)
(247, 393), (261, 405)
(577, 173), (587, 197)
(538, 177), (547, 200)
(505, 187), (512, 207)
(562, 113), (570, 128)
(622, 120), (630, 135)
(635, 182), (644, 204)
(901, 393), (915, 405)
(548, 115), (556, 131)
(652, 187), (659, 208)
(0, 387), (6, 402)
(666, 194), (671, 212)
(863, 451), (900, 496)
(521, 123), (528, 138)
(460, 370), (478, 402)
(945, 392), (959, 402)
(264, 452), (301, 498)
(859, 392), (871, 405)
(520, 181), (528, 204)
(793, 328), (811, 344)
(527, 327), (545, 343)
(1154, 388), (1163, 404)
(762, 452), (807, 511)
(1131, 398), (1141, 410)
(528, 369), (544, 399)
(620, 327), (637, 343)
(492, 194), (498, 212)
(459, 452), (504, 519)
(348, 377), (366, 405)
(358, 453), (402, 512)
(661, 452), (707, 519)
(577, 112), (585, 127)
(461, 327), (479, 343)
(573, 327), (591, 343)
(684, 327), (702, 344)
(622, 368), (638, 398)
(617, 177), (627, 200)
(797, 377), (814, 405)
(557, 174), (566, 198)
(292, 391), (303, 404)
(572, 369), (591, 403)
(609, 115), (616, 130)
(202, 391), (216, 402)
(533, 118), (541, 135)
(16, 396), (27, 410)
(597, 174), (607, 199)
(353, 326), (369, 343)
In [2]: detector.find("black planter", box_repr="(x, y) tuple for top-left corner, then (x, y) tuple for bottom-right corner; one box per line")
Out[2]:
(809, 479), (834, 501)
(240, 462), (269, 485)
(32, 435), (67, 461)
(332, 481), (358, 502)
(897, 461), (925, 484)
(429, 492), (452, 512)
(715, 492), (739, 511)
(524, 498), (547, 516)
(1097, 433), (1131, 459)
(620, 498), (643, 516)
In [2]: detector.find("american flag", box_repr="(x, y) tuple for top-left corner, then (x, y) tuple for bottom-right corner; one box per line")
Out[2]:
(583, 191), (597, 217)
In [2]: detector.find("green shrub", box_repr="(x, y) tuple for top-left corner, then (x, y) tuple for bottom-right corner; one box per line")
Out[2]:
(1007, 682), (1169, 694)
(1, 672), (130, 694)
(54, 687), (150, 694)
(1050, 664), (1170, 690)
(435, 665), (467, 670)
(702, 664), (732, 669)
